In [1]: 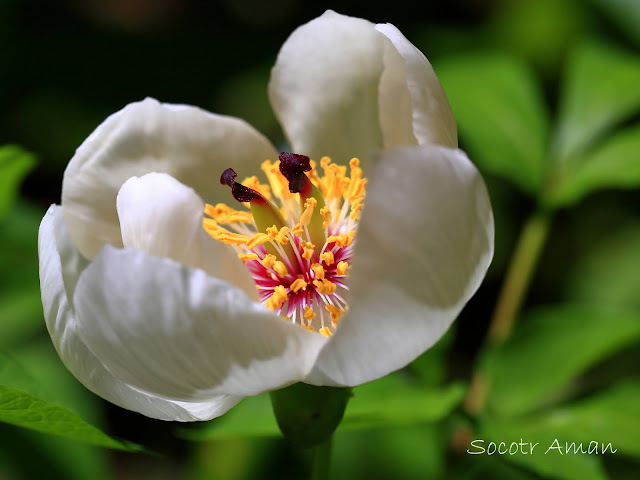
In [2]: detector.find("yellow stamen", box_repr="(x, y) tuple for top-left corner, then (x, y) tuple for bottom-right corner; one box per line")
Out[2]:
(273, 260), (288, 277)
(261, 160), (292, 200)
(300, 197), (318, 226)
(325, 305), (346, 327)
(216, 232), (249, 245)
(319, 326), (333, 337)
(266, 285), (287, 311)
(304, 306), (316, 321)
(311, 263), (325, 280)
(302, 242), (315, 261)
(336, 261), (349, 277)
(313, 279), (337, 295)
(247, 232), (270, 249)
(238, 253), (259, 264)
(290, 278), (307, 293)
(261, 254), (276, 269)
(276, 226), (290, 245)
(326, 234), (352, 248)
(320, 206), (332, 228)
(320, 251), (335, 266)
(292, 223), (305, 237)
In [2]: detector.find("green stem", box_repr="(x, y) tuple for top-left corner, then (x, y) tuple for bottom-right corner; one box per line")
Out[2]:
(311, 436), (332, 480)
(487, 211), (551, 345)
(465, 210), (552, 414)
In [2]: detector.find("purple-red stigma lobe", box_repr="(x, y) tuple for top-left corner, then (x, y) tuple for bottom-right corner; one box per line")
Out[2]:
(279, 152), (312, 198)
(220, 167), (268, 205)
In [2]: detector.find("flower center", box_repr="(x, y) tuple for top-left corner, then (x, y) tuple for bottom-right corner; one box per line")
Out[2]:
(203, 152), (367, 337)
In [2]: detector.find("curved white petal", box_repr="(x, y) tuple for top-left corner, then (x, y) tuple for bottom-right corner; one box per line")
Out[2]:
(269, 10), (386, 164)
(39, 205), (241, 421)
(62, 98), (278, 259)
(73, 244), (328, 399)
(306, 146), (493, 386)
(117, 173), (256, 299)
(376, 23), (457, 149)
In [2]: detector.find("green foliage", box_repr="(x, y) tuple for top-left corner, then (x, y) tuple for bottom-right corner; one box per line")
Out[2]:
(554, 41), (640, 161)
(484, 305), (640, 417)
(567, 224), (640, 309)
(481, 381), (640, 479)
(550, 125), (640, 206)
(0, 145), (36, 221)
(439, 40), (640, 208)
(182, 374), (465, 441)
(436, 54), (549, 195)
(590, 0), (640, 46)
(0, 351), (142, 452)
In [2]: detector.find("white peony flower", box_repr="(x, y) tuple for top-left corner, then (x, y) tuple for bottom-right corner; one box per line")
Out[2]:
(38, 10), (494, 421)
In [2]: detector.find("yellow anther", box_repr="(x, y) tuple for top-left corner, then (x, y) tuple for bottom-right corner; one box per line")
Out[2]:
(302, 242), (315, 261)
(313, 279), (337, 295)
(266, 285), (287, 311)
(241, 175), (271, 200)
(311, 263), (325, 280)
(273, 260), (288, 277)
(290, 278), (307, 293)
(216, 232), (249, 245)
(292, 223), (305, 237)
(300, 197), (317, 226)
(202, 218), (222, 235)
(319, 326), (333, 337)
(336, 261), (349, 277)
(326, 234), (351, 248)
(304, 306), (316, 321)
(205, 203), (254, 224)
(320, 251), (335, 266)
(320, 206), (332, 228)
(276, 226), (290, 245)
(346, 158), (363, 200)
(261, 254), (276, 269)
(266, 225), (279, 240)
(247, 232), (270, 249)
(261, 160), (292, 200)
(350, 195), (365, 221)
(325, 305), (345, 327)
(238, 253), (259, 264)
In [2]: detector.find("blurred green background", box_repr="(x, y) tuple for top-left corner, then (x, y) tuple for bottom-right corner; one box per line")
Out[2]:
(1, 0), (639, 479)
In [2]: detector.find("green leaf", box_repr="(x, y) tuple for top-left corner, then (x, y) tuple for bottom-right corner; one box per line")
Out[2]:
(341, 378), (466, 431)
(553, 40), (640, 161)
(590, 0), (640, 47)
(436, 54), (549, 195)
(479, 419), (609, 480)
(549, 124), (640, 206)
(0, 384), (143, 451)
(479, 381), (640, 480)
(0, 350), (50, 399)
(182, 375), (466, 441)
(0, 145), (36, 221)
(567, 224), (640, 309)
(484, 304), (640, 417)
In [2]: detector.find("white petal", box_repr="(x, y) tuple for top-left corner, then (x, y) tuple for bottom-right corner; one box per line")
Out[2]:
(269, 10), (386, 164)
(306, 146), (493, 386)
(117, 173), (256, 299)
(39, 205), (241, 421)
(376, 23), (457, 149)
(73, 245), (328, 399)
(62, 98), (278, 259)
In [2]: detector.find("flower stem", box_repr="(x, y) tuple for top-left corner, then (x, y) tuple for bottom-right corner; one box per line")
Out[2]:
(486, 210), (551, 345)
(465, 210), (551, 414)
(311, 436), (332, 480)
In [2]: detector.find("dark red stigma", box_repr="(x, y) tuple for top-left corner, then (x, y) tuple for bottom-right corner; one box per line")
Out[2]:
(278, 152), (312, 197)
(220, 168), (267, 205)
